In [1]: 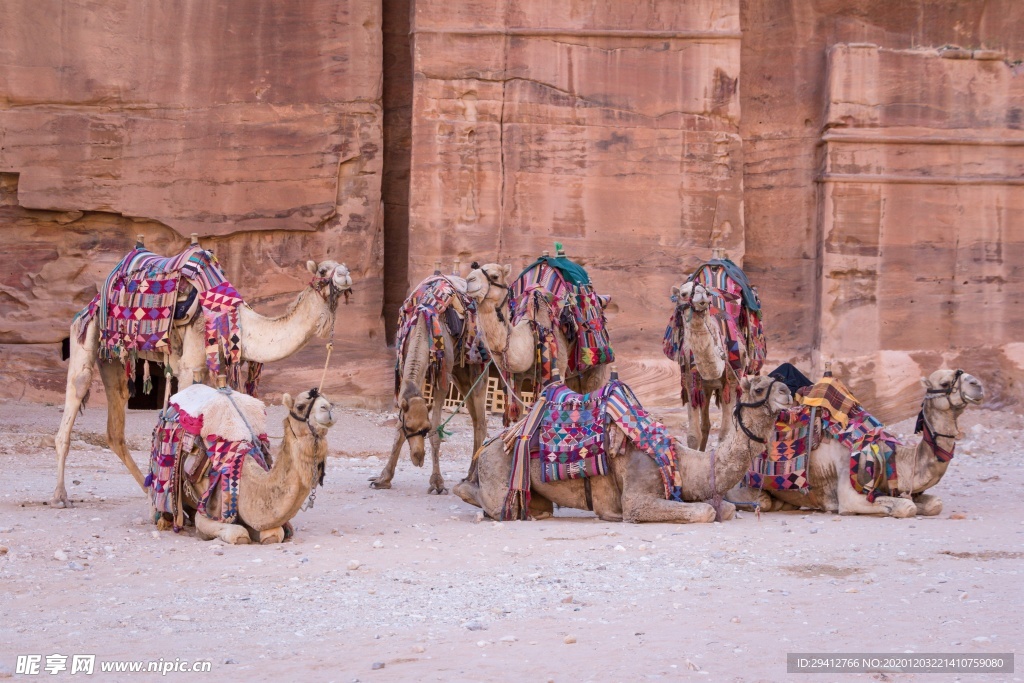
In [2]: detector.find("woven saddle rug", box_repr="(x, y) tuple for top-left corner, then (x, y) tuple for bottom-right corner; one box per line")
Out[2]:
(663, 258), (767, 409)
(745, 375), (901, 501)
(509, 255), (614, 378)
(395, 274), (489, 396)
(500, 379), (682, 520)
(745, 406), (820, 493)
(147, 384), (269, 526)
(76, 245), (257, 392)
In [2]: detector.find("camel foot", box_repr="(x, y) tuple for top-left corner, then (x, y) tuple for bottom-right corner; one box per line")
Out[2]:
(218, 528), (252, 545)
(428, 474), (447, 495)
(914, 494), (943, 516)
(259, 527), (286, 544)
(452, 480), (480, 509)
(368, 476), (393, 490)
(885, 497), (919, 518)
(50, 488), (72, 508)
(531, 510), (553, 520)
(717, 500), (736, 521)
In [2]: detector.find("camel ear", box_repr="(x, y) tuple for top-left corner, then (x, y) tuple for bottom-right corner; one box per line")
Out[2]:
(400, 398), (409, 412)
(306, 260), (318, 275)
(920, 376), (934, 390)
(671, 285), (681, 300)
(502, 264), (512, 279)
(740, 376), (752, 393)
(282, 393), (294, 409)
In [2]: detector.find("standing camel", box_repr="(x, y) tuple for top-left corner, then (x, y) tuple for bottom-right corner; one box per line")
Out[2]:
(369, 275), (489, 494)
(465, 262), (610, 396)
(53, 257), (352, 507)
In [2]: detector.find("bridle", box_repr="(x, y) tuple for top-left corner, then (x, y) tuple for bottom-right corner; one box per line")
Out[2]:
(470, 261), (511, 323)
(399, 408), (431, 441)
(310, 265), (352, 312)
(732, 378), (783, 444)
(289, 387), (331, 442)
(916, 369), (970, 447)
(288, 388), (330, 510)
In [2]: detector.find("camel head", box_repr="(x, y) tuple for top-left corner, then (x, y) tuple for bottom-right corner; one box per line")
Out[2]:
(306, 260), (354, 321)
(921, 369), (985, 412)
(671, 281), (712, 312)
(465, 262), (512, 306)
(740, 374), (793, 414)
(283, 388), (336, 438)
(398, 389), (432, 467)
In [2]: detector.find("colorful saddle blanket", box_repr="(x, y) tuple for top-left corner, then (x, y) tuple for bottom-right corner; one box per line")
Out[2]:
(509, 254), (614, 378)
(395, 274), (489, 395)
(663, 258), (767, 408)
(147, 384), (269, 526)
(76, 246), (257, 392)
(499, 379), (681, 520)
(747, 375), (902, 501)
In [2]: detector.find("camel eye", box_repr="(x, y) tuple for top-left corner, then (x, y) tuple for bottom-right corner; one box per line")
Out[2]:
(488, 274), (497, 282)
(941, 381), (950, 388)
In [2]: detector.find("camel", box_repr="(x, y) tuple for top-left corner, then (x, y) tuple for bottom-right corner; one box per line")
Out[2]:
(157, 384), (335, 544)
(454, 375), (792, 524)
(671, 281), (740, 451)
(369, 314), (488, 495)
(53, 258), (353, 508)
(465, 263), (609, 395)
(728, 369), (985, 518)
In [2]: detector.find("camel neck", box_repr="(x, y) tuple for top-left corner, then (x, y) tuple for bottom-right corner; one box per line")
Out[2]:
(238, 288), (330, 363)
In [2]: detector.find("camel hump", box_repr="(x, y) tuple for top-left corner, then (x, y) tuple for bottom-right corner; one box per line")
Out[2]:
(169, 384), (268, 442)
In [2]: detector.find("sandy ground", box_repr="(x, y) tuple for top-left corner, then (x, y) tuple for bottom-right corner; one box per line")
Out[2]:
(0, 397), (1022, 683)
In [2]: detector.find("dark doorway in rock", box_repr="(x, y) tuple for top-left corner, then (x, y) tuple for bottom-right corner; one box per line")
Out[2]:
(127, 359), (177, 411)
(381, 0), (414, 344)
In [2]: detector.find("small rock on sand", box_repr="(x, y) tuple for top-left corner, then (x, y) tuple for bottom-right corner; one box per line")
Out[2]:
(564, 635), (576, 644)
(371, 662), (385, 670)
(54, 550), (68, 562)
(347, 560), (361, 570)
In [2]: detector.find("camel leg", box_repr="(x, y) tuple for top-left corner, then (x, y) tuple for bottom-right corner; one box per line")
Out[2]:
(717, 384), (737, 445)
(193, 514), (251, 544)
(97, 361), (147, 491)
(836, 474), (916, 517)
(453, 441), (512, 520)
(622, 492), (717, 524)
(173, 322), (208, 389)
(258, 527), (286, 544)
(913, 493), (943, 516)
(53, 321), (100, 507)
(369, 431), (405, 489)
(698, 400), (711, 451)
(427, 397), (446, 494)
(686, 400), (701, 450)
(465, 370), (489, 455)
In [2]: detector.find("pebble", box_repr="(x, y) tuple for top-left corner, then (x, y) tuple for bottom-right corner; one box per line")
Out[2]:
(0, 546), (8, 555)
(476, 640), (488, 648)
(462, 619), (488, 631)
(949, 513), (967, 520)
(67, 561), (85, 571)
(845, 588), (858, 593)
(347, 560), (361, 570)
(54, 550), (68, 562)
(412, 645), (426, 654)
(810, 529), (818, 534)
(500, 636), (518, 643)
(150, 531), (160, 539)
(564, 635), (576, 644)
(224, 659), (237, 665)
(0, 526), (13, 533)
(371, 662), (385, 670)
(972, 636), (991, 643)
(372, 540), (384, 548)
(213, 549), (224, 556)
(171, 614), (191, 621)
(730, 617), (741, 623)
(614, 545), (626, 552)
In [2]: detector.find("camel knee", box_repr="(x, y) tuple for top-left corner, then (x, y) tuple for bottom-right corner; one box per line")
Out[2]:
(718, 500), (736, 521)
(453, 480), (480, 509)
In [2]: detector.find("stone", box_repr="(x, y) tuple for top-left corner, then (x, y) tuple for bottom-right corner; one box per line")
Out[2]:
(412, 645), (426, 653)
(0, 546), (8, 555)
(462, 619), (488, 632)
(564, 635), (577, 645)
(54, 550), (68, 562)
(371, 662), (385, 670)
(347, 560), (362, 570)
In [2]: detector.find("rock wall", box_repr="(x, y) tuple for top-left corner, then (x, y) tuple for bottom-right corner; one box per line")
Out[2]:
(2, 0), (1023, 418)
(0, 0), (391, 405)
(408, 0), (745, 402)
(740, 0), (1024, 420)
